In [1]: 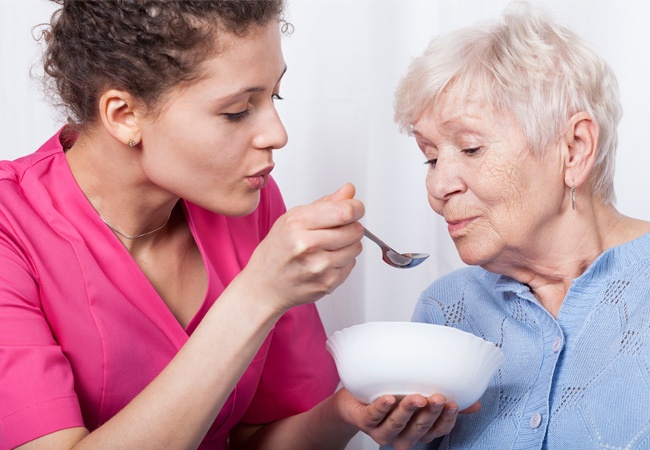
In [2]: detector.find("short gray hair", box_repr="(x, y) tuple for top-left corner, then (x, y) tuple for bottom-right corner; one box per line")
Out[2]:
(394, 1), (622, 204)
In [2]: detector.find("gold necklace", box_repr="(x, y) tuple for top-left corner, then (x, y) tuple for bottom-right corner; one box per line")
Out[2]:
(100, 209), (173, 240)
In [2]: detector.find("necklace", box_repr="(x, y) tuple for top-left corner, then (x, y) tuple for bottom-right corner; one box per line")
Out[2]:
(100, 209), (173, 240)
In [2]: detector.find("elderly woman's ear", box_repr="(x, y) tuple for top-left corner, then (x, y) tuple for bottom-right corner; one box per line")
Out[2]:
(562, 111), (599, 189)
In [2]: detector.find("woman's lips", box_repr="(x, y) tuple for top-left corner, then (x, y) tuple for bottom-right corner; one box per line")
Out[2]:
(246, 166), (274, 190)
(447, 217), (476, 236)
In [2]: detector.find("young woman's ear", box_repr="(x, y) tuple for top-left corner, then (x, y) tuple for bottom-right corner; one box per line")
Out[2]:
(98, 89), (142, 147)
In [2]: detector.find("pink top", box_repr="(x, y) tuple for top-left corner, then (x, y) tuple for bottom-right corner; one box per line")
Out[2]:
(0, 129), (339, 449)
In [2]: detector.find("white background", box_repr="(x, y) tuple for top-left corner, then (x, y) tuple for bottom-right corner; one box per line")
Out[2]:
(2, 1), (650, 449)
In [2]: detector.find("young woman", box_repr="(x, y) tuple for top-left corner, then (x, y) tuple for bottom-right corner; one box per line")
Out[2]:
(0, 1), (463, 449)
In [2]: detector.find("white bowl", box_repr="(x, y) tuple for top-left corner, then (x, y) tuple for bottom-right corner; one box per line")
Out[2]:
(326, 321), (505, 410)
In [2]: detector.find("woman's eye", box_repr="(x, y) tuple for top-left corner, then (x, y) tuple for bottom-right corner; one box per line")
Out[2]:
(224, 109), (251, 123)
(423, 158), (437, 168)
(272, 93), (284, 101)
(463, 147), (481, 155)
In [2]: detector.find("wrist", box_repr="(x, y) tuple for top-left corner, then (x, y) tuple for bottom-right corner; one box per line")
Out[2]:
(221, 271), (288, 322)
(329, 388), (364, 433)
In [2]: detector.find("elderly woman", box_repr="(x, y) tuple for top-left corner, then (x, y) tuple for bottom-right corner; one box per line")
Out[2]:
(388, 2), (650, 449)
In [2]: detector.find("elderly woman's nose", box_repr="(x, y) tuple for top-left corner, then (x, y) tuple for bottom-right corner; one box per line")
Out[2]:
(427, 159), (465, 200)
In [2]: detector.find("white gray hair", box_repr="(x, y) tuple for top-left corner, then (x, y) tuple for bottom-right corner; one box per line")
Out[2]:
(394, 1), (622, 204)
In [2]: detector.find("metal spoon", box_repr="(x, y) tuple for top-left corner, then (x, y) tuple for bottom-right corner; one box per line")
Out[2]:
(362, 226), (430, 269)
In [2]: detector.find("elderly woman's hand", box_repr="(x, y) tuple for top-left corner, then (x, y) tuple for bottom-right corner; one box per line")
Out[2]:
(334, 388), (480, 450)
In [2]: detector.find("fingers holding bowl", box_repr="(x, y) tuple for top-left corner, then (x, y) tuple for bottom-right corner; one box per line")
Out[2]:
(365, 394), (460, 450)
(406, 396), (460, 445)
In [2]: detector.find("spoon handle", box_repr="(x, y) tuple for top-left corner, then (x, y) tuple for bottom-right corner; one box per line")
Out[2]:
(362, 226), (391, 251)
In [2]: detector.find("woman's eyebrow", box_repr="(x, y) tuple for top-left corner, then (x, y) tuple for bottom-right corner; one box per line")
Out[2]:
(217, 65), (288, 103)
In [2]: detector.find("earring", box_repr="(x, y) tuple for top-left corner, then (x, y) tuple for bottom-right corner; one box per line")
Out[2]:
(571, 183), (576, 210)
(128, 140), (137, 147)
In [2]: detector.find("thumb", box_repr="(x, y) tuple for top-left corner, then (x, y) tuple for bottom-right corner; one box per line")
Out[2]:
(315, 183), (356, 204)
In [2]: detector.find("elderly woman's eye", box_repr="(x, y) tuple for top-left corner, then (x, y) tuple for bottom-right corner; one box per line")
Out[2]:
(464, 147), (481, 155)
(423, 158), (437, 167)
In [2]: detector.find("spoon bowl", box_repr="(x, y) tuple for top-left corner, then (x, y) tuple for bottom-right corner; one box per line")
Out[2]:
(363, 226), (429, 269)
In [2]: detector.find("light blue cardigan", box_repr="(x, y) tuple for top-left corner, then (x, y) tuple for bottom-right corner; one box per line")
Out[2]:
(382, 232), (650, 449)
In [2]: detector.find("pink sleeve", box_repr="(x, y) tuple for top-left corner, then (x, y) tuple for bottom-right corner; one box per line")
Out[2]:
(0, 201), (84, 448)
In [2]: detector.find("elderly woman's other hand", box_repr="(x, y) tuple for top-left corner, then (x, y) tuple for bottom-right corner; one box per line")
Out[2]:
(334, 388), (480, 450)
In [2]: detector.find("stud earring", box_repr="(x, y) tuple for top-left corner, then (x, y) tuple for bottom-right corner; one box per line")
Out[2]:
(128, 140), (137, 147)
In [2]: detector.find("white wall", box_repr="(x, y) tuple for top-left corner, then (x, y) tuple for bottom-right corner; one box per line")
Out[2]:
(2, 1), (650, 449)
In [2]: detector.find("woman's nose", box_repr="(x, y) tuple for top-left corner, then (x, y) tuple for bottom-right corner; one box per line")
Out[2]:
(254, 107), (288, 151)
(427, 157), (466, 201)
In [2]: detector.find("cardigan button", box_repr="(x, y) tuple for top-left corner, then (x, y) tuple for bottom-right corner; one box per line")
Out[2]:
(552, 337), (562, 353)
(530, 412), (542, 429)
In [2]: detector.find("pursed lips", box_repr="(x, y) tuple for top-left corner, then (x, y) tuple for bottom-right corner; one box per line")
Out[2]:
(245, 164), (275, 190)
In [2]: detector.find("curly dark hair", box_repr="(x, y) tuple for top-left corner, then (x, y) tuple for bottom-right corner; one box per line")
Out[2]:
(40, 0), (287, 126)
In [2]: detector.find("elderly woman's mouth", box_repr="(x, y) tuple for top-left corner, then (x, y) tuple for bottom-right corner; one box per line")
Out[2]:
(446, 217), (476, 235)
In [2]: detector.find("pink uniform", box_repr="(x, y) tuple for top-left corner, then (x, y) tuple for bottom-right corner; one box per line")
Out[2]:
(0, 129), (339, 449)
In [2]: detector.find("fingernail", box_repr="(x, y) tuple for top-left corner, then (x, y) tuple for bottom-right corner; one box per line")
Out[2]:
(446, 408), (458, 415)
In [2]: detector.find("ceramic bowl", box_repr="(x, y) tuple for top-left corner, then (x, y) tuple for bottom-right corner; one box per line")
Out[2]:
(326, 321), (505, 410)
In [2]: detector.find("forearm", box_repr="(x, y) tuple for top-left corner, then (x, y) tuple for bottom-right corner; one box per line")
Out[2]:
(234, 389), (359, 450)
